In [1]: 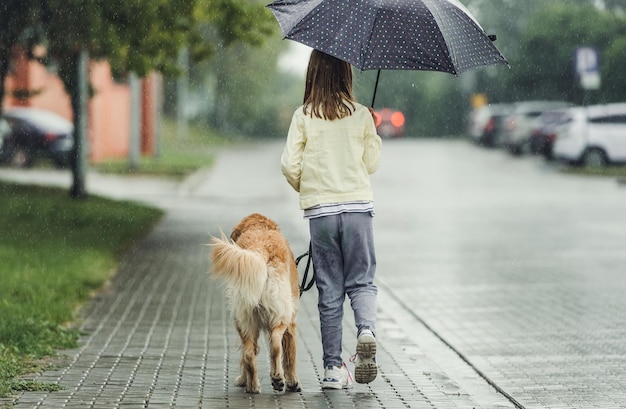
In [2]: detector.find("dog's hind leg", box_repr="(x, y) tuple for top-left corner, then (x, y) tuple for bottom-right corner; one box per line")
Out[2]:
(269, 323), (288, 391)
(234, 324), (247, 388)
(282, 323), (302, 392)
(236, 323), (261, 393)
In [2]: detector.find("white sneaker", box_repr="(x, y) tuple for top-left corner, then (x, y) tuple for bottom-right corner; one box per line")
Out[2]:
(353, 329), (377, 384)
(322, 364), (352, 389)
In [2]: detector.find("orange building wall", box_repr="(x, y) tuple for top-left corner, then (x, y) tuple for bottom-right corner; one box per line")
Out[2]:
(4, 47), (73, 119)
(89, 62), (131, 162)
(3, 48), (157, 163)
(27, 69), (73, 121)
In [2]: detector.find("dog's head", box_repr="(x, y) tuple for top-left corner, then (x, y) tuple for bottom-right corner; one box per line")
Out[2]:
(230, 213), (280, 242)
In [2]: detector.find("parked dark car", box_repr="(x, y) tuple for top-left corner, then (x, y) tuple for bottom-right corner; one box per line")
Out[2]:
(529, 110), (571, 160)
(1, 107), (74, 168)
(0, 118), (13, 163)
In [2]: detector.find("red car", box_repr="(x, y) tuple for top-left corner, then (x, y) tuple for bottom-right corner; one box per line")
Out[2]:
(374, 108), (405, 138)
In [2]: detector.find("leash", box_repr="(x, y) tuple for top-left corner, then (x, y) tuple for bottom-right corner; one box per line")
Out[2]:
(296, 242), (315, 297)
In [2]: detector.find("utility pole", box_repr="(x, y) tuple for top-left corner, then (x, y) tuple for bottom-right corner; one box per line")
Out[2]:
(70, 49), (89, 199)
(176, 47), (189, 140)
(129, 72), (141, 171)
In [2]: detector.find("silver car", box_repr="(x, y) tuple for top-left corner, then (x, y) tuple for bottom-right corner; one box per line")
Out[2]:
(502, 101), (573, 155)
(552, 103), (626, 167)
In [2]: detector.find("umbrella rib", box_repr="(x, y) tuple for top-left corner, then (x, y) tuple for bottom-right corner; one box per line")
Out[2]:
(420, 0), (458, 75)
(362, 0), (384, 107)
(270, 0), (326, 41)
(422, 0), (508, 73)
(360, 0), (383, 71)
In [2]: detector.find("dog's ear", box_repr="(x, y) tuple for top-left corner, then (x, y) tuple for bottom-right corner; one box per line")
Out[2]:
(230, 227), (242, 242)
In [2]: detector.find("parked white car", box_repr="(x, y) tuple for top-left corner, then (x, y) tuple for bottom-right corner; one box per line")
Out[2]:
(552, 103), (626, 167)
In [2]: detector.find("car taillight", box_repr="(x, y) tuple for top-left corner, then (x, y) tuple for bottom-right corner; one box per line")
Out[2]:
(44, 132), (58, 143)
(390, 111), (405, 128)
(484, 117), (495, 132)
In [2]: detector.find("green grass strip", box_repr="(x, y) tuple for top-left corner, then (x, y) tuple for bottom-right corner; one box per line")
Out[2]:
(0, 183), (163, 397)
(94, 117), (231, 177)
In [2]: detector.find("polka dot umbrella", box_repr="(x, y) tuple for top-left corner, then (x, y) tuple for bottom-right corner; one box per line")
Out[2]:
(268, 0), (509, 107)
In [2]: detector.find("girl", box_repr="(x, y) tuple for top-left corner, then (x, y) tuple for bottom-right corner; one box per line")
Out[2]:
(281, 50), (382, 389)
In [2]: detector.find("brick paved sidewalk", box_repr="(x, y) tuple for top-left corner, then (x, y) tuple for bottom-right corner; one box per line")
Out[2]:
(2, 146), (513, 408)
(8, 199), (512, 408)
(5, 140), (626, 408)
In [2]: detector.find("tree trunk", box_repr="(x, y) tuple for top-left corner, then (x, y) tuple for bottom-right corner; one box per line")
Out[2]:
(0, 47), (10, 112)
(69, 49), (89, 199)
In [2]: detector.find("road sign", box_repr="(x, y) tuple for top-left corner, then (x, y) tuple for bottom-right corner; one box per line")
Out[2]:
(575, 47), (601, 90)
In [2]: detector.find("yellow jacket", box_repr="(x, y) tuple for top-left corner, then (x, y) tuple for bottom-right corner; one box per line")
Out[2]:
(281, 103), (382, 210)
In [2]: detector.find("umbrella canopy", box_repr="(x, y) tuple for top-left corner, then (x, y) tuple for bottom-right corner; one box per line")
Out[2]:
(268, 0), (509, 105)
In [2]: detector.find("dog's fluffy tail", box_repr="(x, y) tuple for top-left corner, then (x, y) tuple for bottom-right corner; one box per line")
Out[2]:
(209, 234), (268, 307)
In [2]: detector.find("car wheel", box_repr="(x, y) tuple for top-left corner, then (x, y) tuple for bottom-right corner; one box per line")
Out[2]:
(582, 148), (607, 168)
(507, 143), (521, 156)
(10, 147), (34, 168)
(52, 156), (69, 169)
(0, 137), (16, 164)
(543, 146), (554, 161)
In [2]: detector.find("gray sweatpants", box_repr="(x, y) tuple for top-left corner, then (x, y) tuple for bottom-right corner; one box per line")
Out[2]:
(309, 212), (377, 368)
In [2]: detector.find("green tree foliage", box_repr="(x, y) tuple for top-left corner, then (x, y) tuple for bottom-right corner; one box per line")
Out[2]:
(0, 0), (274, 195)
(0, 0), (274, 96)
(602, 0), (625, 11)
(32, 0), (274, 95)
(0, 0), (40, 107)
(501, 3), (626, 105)
(0, 0), (275, 115)
(604, 36), (626, 101)
(204, 35), (303, 138)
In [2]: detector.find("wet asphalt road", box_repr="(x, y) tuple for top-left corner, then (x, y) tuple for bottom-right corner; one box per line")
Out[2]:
(2, 138), (625, 408)
(181, 137), (626, 408)
(371, 139), (626, 408)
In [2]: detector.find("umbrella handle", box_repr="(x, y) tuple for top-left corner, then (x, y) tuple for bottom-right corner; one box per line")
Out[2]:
(371, 70), (381, 108)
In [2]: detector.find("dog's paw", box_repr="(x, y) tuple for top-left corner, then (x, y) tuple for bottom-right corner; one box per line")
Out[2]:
(286, 381), (302, 393)
(244, 380), (261, 394)
(235, 375), (246, 388)
(271, 376), (285, 392)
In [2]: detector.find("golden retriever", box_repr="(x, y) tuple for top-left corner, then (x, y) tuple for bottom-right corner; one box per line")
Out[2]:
(209, 213), (301, 394)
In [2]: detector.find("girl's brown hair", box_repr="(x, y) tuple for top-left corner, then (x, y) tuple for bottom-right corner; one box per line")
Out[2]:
(303, 50), (356, 120)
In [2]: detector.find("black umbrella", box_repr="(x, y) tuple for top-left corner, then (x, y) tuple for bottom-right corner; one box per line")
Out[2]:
(268, 0), (509, 107)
